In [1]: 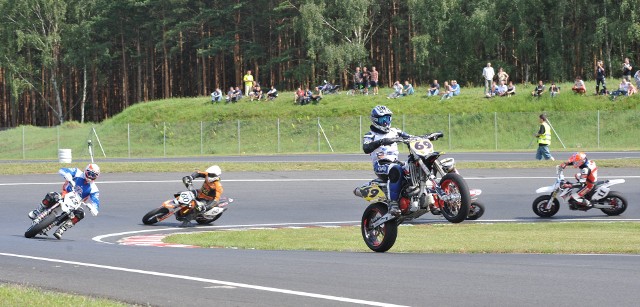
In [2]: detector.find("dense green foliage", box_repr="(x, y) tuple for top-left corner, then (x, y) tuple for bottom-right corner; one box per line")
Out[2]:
(1, 0), (639, 128)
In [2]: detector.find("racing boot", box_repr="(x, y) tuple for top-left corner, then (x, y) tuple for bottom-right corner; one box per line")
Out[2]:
(53, 220), (75, 240)
(28, 204), (46, 220)
(388, 201), (401, 217)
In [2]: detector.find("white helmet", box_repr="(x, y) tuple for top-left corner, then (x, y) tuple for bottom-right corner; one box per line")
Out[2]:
(370, 105), (393, 132)
(85, 163), (100, 180)
(205, 165), (221, 182)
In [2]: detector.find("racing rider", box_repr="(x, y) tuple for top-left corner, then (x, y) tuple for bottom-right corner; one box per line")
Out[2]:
(28, 164), (101, 239)
(183, 165), (224, 214)
(362, 105), (413, 216)
(559, 152), (597, 208)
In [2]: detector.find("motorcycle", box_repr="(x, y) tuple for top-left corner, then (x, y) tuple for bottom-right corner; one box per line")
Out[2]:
(354, 132), (471, 252)
(532, 166), (627, 217)
(430, 157), (485, 220)
(25, 187), (96, 239)
(318, 80), (340, 94)
(142, 176), (233, 226)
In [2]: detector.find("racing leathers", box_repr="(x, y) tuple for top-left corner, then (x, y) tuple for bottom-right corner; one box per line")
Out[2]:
(363, 125), (411, 214)
(562, 159), (598, 206)
(189, 171), (223, 211)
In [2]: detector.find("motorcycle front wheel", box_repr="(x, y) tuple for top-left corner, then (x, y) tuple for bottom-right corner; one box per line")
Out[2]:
(25, 213), (56, 238)
(532, 195), (560, 217)
(142, 207), (170, 225)
(439, 173), (471, 223)
(599, 191), (627, 216)
(467, 201), (485, 220)
(361, 202), (398, 253)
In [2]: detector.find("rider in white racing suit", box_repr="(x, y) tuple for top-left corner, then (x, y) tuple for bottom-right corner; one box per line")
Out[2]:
(28, 164), (101, 239)
(362, 105), (412, 216)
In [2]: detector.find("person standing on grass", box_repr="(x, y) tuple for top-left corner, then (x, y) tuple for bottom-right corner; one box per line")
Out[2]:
(622, 57), (633, 82)
(243, 70), (254, 96)
(482, 62), (495, 97)
(370, 66), (380, 95)
(596, 60), (607, 95)
(534, 114), (554, 161)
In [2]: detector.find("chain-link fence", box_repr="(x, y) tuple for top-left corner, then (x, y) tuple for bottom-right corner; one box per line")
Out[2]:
(1, 111), (638, 160)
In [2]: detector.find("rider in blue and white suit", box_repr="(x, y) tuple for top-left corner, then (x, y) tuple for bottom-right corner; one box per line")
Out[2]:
(362, 105), (412, 216)
(28, 164), (101, 239)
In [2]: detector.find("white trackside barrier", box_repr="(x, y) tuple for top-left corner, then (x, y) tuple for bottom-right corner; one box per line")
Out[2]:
(58, 149), (72, 163)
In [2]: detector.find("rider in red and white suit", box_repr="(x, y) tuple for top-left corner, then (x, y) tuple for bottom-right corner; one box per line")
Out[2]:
(559, 152), (597, 207)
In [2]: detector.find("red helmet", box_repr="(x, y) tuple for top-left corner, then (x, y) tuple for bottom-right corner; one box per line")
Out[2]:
(568, 152), (586, 168)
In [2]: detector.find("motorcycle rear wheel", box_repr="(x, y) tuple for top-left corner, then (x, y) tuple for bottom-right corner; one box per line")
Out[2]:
(195, 213), (223, 225)
(599, 191), (627, 216)
(467, 201), (485, 220)
(532, 195), (560, 217)
(361, 202), (398, 253)
(25, 213), (56, 238)
(142, 207), (170, 225)
(439, 173), (471, 223)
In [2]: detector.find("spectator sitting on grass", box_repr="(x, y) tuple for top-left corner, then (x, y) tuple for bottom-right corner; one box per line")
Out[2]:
(267, 86), (278, 100)
(226, 86), (237, 103)
(549, 82), (560, 97)
(450, 80), (461, 96)
(387, 81), (404, 99)
(427, 79), (440, 97)
(571, 76), (586, 95)
(294, 87), (305, 104)
(403, 81), (415, 95)
(506, 81), (516, 96)
(440, 81), (453, 100)
(531, 80), (545, 97)
(496, 80), (508, 97)
(211, 87), (222, 103)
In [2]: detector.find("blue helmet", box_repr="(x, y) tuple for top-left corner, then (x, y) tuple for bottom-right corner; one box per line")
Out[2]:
(371, 105), (393, 132)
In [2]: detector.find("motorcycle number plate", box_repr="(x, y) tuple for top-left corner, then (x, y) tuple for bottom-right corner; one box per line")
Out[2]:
(178, 191), (194, 204)
(359, 184), (386, 202)
(410, 140), (434, 156)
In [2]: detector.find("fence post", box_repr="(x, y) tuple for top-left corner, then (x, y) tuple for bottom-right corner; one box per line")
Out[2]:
(163, 122), (166, 157)
(57, 125), (60, 152)
(277, 118), (280, 153)
(200, 121), (204, 155)
(22, 126), (25, 160)
(127, 123), (131, 158)
(448, 113), (452, 150)
(597, 110), (600, 148)
(494, 112), (498, 150)
(359, 116), (362, 150)
(317, 117), (320, 152)
(237, 119), (241, 154)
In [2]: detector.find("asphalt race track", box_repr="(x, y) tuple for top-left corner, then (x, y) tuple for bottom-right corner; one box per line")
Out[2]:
(1, 163), (640, 306)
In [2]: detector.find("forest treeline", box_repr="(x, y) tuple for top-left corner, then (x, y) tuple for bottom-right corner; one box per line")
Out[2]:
(1, 0), (639, 127)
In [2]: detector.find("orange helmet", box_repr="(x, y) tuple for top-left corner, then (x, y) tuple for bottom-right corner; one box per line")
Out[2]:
(568, 152), (586, 168)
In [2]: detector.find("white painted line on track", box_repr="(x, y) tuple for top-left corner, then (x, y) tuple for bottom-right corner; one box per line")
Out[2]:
(2, 175), (639, 187)
(92, 221), (359, 244)
(0, 252), (407, 307)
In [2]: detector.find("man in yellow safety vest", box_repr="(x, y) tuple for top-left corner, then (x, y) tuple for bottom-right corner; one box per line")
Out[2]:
(534, 114), (555, 161)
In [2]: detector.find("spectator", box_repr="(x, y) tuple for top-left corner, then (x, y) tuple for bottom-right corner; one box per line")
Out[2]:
(403, 81), (415, 95)
(250, 85), (263, 101)
(628, 82), (637, 96)
(440, 81), (453, 100)
(496, 80), (508, 96)
(387, 81), (403, 99)
(294, 87), (305, 104)
(450, 80), (461, 96)
(362, 66), (370, 95)
(549, 82), (560, 97)
(482, 62), (495, 96)
(622, 57), (633, 82)
(506, 80), (516, 96)
(427, 79), (440, 97)
(634, 69), (640, 91)
(571, 76), (586, 95)
(370, 66), (380, 95)
(310, 87), (323, 103)
(234, 87), (243, 100)
(531, 80), (545, 97)
(353, 67), (363, 93)
(243, 70), (254, 96)
(267, 86), (278, 100)
(596, 60), (607, 95)
(226, 86), (237, 103)
(534, 114), (555, 161)
(497, 67), (509, 84)
(211, 87), (222, 103)
(610, 79), (630, 100)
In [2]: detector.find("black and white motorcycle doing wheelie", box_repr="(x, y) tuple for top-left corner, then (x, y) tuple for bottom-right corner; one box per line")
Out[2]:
(25, 181), (98, 239)
(532, 166), (628, 217)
